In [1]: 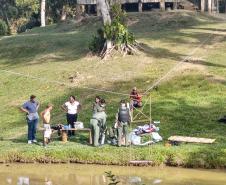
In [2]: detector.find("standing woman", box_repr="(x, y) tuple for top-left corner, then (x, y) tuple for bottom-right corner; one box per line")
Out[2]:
(61, 95), (81, 136)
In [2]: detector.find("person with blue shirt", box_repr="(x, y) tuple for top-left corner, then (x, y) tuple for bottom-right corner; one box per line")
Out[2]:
(20, 95), (40, 144)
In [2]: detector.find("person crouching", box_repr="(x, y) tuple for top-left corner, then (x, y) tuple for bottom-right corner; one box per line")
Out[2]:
(116, 100), (131, 147)
(90, 98), (107, 147)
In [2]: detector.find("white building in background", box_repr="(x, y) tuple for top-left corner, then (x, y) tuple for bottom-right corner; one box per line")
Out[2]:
(76, 0), (226, 14)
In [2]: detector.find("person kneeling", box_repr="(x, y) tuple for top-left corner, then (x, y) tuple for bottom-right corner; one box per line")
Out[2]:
(41, 104), (53, 147)
(116, 100), (131, 147)
(130, 87), (142, 108)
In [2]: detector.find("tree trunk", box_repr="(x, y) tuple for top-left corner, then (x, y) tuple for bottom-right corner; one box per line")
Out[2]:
(138, 1), (143, 12)
(208, 0), (212, 13)
(97, 0), (111, 24)
(225, 0), (226, 13)
(160, 0), (165, 11)
(61, 5), (67, 21)
(96, 1), (101, 16)
(201, 0), (205, 12)
(40, 0), (46, 27)
(97, 0), (112, 50)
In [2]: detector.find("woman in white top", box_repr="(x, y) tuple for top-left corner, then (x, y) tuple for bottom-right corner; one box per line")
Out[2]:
(61, 95), (81, 136)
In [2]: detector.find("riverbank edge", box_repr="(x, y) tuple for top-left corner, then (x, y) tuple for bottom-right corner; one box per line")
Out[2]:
(0, 160), (225, 169)
(0, 144), (225, 169)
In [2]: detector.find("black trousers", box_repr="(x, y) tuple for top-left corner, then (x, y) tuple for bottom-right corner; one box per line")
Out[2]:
(66, 113), (78, 136)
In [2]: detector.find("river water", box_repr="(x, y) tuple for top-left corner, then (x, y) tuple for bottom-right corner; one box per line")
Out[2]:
(0, 164), (225, 185)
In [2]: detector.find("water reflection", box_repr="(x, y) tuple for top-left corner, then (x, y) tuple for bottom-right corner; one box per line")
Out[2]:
(4, 175), (147, 185)
(18, 177), (29, 185)
(44, 178), (52, 185)
(0, 164), (226, 185)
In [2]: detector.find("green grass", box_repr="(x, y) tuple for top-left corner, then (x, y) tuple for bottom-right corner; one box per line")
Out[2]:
(0, 11), (226, 168)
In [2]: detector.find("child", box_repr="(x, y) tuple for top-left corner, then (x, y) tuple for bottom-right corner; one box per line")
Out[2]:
(41, 104), (53, 146)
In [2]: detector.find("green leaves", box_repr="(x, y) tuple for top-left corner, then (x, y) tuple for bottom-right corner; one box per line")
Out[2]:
(105, 171), (120, 185)
(0, 19), (8, 35)
(89, 28), (106, 53)
(103, 17), (135, 46)
(89, 3), (136, 54)
(103, 3), (135, 46)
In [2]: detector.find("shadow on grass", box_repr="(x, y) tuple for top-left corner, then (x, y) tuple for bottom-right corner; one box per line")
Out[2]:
(139, 43), (184, 60)
(130, 11), (226, 52)
(198, 27), (226, 32)
(6, 125), (91, 146)
(0, 17), (103, 67)
(1, 11), (225, 68)
(184, 59), (226, 68)
(0, 33), (89, 67)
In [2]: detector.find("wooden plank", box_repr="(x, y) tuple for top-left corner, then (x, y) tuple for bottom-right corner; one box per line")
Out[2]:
(132, 119), (150, 123)
(129, 160), (153, 166)
(61, 128), (91, 131)
(168, 136), (215, 144)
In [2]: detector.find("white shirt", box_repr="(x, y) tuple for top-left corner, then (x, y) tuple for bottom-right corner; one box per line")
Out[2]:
(65, 101), (80, 114)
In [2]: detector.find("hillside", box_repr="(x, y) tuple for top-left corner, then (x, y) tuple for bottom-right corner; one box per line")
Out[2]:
(0, 11), (226, 168)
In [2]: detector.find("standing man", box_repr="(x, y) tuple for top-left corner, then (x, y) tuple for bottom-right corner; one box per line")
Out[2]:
(116, 100), (131, 147)
(20, 95), (40, 144)
(61, 95), (81, 136)
(41, 103), (53, 146)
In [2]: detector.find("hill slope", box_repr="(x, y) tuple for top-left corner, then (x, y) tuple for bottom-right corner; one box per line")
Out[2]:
(0, 11), (226, 168)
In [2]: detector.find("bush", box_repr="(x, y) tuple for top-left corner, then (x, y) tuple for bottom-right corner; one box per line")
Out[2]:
(0, 20), (8, 35)
(10, 15), (40, 34)
(89, 28), (106, 53)
(9, 18), (28, 34)
(88, 3), (135, 56)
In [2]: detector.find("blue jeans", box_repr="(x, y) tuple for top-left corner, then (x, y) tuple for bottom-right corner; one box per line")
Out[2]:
(27, 119), (39, 141)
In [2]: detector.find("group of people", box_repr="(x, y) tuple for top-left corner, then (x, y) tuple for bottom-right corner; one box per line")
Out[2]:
(20, 87), (143, 147)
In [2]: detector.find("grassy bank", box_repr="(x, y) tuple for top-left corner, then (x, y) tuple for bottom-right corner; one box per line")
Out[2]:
(0, 11), (226, 168)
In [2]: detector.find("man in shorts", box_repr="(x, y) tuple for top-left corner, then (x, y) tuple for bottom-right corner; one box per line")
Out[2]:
(41, 103), (53, 146)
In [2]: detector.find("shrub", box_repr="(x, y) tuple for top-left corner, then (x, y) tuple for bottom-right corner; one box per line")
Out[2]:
(89, 28), (106, 53)
(10, 16), (40, 34)
(0, 19), (8, 35)
(10, 17), (28, 34)
(88, 3), (136, 57)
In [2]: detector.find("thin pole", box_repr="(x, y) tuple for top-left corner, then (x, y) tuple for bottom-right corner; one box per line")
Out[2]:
(149, 94), (152, 162)
(149, 95), (152, 123)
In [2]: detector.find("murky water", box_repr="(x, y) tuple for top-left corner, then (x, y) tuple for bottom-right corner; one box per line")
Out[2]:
(0, 164), (225, 185)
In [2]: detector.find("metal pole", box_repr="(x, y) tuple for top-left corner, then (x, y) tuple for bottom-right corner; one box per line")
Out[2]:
(149, 95), (152, 123)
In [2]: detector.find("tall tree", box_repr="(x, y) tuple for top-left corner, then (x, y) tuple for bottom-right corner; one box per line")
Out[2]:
(89, 3), (137, 59)
(97, 0), (112, 51)
(40, 0), (46, 27)
(0, 0), (17, 25)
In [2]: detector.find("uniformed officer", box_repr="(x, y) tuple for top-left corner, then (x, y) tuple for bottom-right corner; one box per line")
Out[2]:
(116, 100), (131, 147)
(90, 98), (107, 146)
